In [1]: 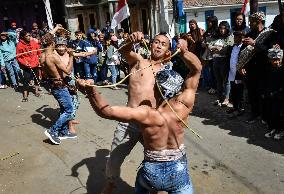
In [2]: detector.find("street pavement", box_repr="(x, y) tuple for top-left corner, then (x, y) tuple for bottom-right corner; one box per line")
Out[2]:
(0, 86), (283, 194)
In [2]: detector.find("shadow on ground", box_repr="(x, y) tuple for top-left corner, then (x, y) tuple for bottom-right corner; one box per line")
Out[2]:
(31, 105), (59, 129)
(192, 90), (284, 155)
(70, 149), (134, 194)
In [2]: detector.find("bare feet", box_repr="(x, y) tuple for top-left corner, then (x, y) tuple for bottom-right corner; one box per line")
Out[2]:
(68, 121), (77, 134)
(72, 120), (80, 125)
(101, 182), (116, 194)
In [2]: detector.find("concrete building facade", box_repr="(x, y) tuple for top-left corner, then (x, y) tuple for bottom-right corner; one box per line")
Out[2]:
(168, 0), (280, 36)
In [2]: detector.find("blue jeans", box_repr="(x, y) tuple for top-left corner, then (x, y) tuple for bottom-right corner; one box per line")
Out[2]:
(71, 94), (79, 119)
(108, 65), (118, 84)
(84, 62), (97, 82)
(0, 69), (5, 85)
(101, 64), (108, 81)
(135, 155), (194, 194)
(5, 58), (22, 86)
(50, 87), (74, 136)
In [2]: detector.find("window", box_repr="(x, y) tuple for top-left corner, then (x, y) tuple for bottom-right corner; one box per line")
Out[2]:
(259, 6), (266, 14)
(204, 10), (214, 30)
(89, 13), (95, 28)
(259, 6), (266, 25)
(77, 14), (85, 33)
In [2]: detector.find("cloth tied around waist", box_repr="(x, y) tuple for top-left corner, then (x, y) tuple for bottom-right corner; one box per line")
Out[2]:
(144, 144), (186, 162)
(48, 78), (66, 89)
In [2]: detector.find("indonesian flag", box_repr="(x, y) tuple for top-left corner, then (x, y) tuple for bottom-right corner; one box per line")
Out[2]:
(241, 0), (250, 15)
(111, 0), (130, 29)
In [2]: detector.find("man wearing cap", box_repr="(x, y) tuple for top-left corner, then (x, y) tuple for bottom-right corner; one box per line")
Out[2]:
(82, 28), (102, 83)
(97, 31), (200, 193)
(40, 25), (76, 145)
(53, 36), (96, 136)
(241, 12), (275, 124)
(0, 30), (23, 89)
(261, 48), (284, 140)
(77, 37), (201, 192)
(16, 30), (41, 102)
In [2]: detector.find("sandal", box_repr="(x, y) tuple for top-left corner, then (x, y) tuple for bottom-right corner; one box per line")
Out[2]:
(0, 85), (8, 89)
(22, 97), (28, 102)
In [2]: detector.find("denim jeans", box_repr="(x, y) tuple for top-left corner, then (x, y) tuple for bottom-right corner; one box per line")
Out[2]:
(71, 94), (79, 119)
(84, 62), (97, 82)
(106, 122), (142, 182)
(0, 69), (4, 85)
(100, 64), (108, 81)
(135, 155), (194, 194)
(50, 87), (74, 136)
(108, 65), (118, 84)
(5, 58), (23, 86)
(74, 62), (85, 79)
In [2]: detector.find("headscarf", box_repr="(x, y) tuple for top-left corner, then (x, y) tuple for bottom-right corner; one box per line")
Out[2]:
(267, 48), (283, 59)
(156, 65), (184, 99)
(250, 12), (266, 21)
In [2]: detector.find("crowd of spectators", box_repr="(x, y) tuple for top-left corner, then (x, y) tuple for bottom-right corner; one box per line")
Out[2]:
(172, 10), (284, 140)
(0, 9), (283, 140)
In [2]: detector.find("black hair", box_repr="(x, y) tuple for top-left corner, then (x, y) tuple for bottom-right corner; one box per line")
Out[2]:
(0, 32), (10, 45)
(215, 21), (231, 39)
(188, 19), (203, 43)
(204, 15), (219, 38)
(232, 12), (247, 31)
(117, 28), (124, 34)
(75, 30), (82, 35)
(154, 31), (172, 50)
(19, 30), (29, 40)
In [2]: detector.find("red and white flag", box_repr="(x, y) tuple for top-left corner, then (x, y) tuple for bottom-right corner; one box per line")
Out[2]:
(111, 0), (130, 29)
(241, 0), (250, 15)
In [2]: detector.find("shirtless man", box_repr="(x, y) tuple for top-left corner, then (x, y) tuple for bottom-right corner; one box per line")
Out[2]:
(77, 38), (201, 193)
(40, 25), (76, 145)
(53, 36), (97, 136)
(98, 32), (200, 193)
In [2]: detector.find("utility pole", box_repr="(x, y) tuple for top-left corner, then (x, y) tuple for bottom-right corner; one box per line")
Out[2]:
(250, 0), (258, 14)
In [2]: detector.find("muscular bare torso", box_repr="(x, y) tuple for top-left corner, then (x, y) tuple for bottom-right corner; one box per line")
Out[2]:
(40, 50), (66, 79)
(127, 59), (164, 108)
(142, 97), (192, 151)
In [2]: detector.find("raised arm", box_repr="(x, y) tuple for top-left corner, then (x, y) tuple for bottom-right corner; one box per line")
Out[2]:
(49, 24), (66, 35)
(176, 39), (202, 109)
(119, 31), (144, 67)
